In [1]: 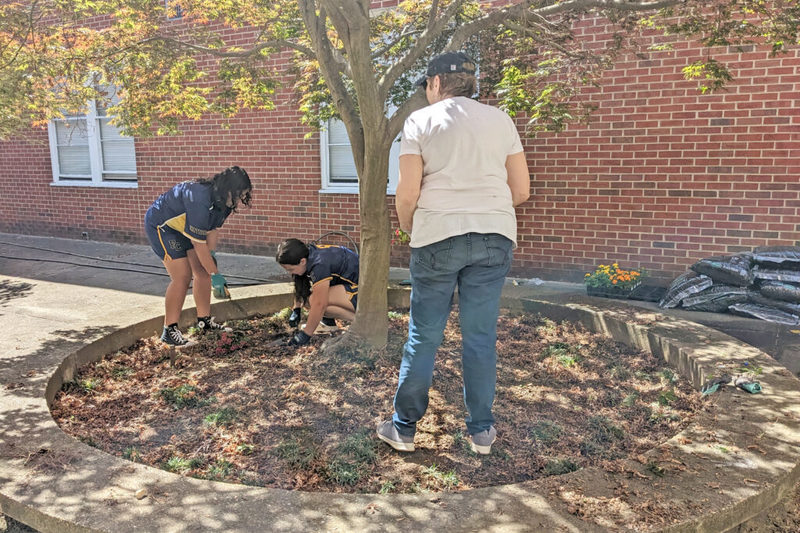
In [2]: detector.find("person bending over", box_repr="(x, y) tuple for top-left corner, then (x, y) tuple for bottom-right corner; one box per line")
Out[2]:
(276, 238), (359, 346)
(144, 166), (252, 347)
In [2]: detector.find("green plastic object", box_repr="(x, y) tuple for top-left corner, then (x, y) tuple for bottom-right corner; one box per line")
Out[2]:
(736, 380), (762, 394)
(701, 375), (731, 396)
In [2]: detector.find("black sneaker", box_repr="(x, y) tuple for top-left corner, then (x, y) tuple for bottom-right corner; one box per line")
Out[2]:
(196, 316), (233, 333)
(161, 325), (196, 347)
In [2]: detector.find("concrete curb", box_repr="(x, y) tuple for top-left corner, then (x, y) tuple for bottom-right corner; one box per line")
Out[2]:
(1, 284), (799, 532)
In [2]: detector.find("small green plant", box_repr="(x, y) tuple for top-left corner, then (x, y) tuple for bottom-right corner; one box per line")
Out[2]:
(535, 317), (558, 333)
(79, 378), (101, 393)
(206, 459), (233, 480)
(657, 389), (677, 406)
(579, 439), (603, 457)
(542, 342), (570, 358)
(272, 307), (293, 321)
(584, 263), (644, 291)
(164, 456), (203, 473)
(159, 384), (215, 409)
(587, 416), (624, 443)
(324, 430), (377, 486)
(203, 407), (238, 427)
(530, 420), (563, 445)
(621, 393), (639, 407)
(337, 430), (377, 463)
(542, 342), (581, 367)
(543, 458), (579, 476)
(212, 330), (249, 357)
(122, 447), (141, 462)
(660, 369), (677, 384)
(387, 310), (404, 320)
(111, 366), (133, 380)
(392, 228), (410, 245)
(379, 480), (396, 494)
(326, 458), (362, 486)
(421, 464), (460, 490)
(235, 443), (254, 455)
(557, 353), (580, 368)
(453, 430), (470, 452)
(274, 436), (318, 470)
(737, 361), (763, 376)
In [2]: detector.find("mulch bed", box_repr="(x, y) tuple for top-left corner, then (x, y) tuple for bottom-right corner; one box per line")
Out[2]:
(51, 308), (707, 494)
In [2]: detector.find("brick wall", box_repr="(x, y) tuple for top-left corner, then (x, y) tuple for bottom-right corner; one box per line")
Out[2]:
(1, 17), (798, 284)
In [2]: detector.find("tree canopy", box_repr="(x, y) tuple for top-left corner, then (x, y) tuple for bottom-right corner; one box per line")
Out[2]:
(2, 0), (798, 346)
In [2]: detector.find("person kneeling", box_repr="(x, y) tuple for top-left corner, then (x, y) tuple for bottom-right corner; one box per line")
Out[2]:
(276, 238), (359, 346)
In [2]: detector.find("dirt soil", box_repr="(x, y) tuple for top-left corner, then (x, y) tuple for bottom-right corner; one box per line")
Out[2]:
(50, 308), (711, 495)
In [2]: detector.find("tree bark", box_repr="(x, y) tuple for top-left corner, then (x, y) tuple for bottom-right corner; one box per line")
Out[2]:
(346, 136), (391, 349)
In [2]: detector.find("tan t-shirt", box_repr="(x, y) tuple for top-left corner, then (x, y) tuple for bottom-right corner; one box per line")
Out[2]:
(399, 96), (524, 248)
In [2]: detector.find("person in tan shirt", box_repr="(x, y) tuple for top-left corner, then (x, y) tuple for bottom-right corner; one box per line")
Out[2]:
(377, 51), (530, 455)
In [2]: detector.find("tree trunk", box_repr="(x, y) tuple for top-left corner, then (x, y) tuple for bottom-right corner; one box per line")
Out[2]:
(347, 140), (391, 349)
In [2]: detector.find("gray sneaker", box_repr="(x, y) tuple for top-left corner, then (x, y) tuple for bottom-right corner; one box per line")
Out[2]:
(376, 420), (414, 452)
(469, 426), (497, 455)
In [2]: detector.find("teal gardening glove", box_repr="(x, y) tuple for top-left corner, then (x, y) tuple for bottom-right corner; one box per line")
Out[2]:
(211, 273), (230, 299)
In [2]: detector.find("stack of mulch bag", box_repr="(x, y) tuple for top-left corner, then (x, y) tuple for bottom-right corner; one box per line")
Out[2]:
(659, 246), (800, 325)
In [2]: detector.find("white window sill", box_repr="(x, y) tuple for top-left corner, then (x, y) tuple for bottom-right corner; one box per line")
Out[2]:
(50, 181), (138, 189)
(320, 187), (396, 196)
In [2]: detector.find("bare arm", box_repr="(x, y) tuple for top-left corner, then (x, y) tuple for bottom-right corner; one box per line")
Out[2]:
(396, 154), (423, 233)
(303, 279), (330, 336)
(506, 151), (531, 207)
(191, 240), (219, 275)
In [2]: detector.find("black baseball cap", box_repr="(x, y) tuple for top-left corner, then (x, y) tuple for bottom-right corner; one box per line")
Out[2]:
(415, 52), (477, 87)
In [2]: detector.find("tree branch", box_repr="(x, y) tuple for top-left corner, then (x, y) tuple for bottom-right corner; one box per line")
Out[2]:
(147, 35), (315, 59)
(428, 0), (440, 30)
(371, 26), (421, 60)
(445, 0), (684, 50)
(298, 0), (360, 159)
(378, 0), (468, 99)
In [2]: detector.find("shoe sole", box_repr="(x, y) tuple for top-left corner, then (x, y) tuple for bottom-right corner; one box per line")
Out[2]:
(162, 340), (197, 349)
(470, 437), (496, 455)
(301, 323), (339, 334)
(377, 433), (415, 452)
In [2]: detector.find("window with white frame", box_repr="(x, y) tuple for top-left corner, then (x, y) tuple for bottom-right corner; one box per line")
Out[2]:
(47, 91), (138, 187)
(320, 118), (399, 194)
(164, 0), (183, 19)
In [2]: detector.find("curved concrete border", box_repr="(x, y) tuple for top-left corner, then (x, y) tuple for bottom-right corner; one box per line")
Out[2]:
(2, 284), (800, 532)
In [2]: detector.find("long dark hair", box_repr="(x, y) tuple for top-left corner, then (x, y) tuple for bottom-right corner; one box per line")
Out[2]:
(197, 166), (252, 212)
(276, 238), (312, 305)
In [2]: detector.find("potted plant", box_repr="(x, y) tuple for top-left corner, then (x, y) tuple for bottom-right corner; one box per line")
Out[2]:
(584, 263), (644, 299)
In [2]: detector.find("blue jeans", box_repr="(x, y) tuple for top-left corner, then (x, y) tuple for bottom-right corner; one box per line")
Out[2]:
(392, 233), (512, 436)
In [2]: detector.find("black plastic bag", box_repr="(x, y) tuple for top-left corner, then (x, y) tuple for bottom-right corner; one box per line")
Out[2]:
(658, 271), (714, 309)
(759, 281), (800, 303)
(747, 291), (800, 316)
(752, 265), (800, 284)
(729, 303), (800, 326)
(690, 254), (753, 287)
(682, 285), (748, 312)
(752, 246), (800, 270)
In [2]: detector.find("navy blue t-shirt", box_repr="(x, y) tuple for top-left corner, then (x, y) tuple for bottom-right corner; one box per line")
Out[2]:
(145, 181), (231, 242)
(307, 244), (359, 290)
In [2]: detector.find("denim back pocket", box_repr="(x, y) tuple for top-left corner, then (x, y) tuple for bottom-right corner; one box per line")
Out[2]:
(413, 238), (454, 271)
(480, 234), (512, 267)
